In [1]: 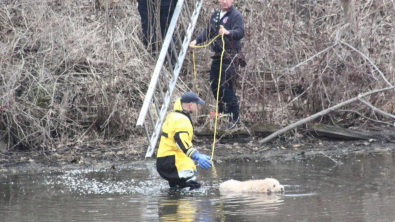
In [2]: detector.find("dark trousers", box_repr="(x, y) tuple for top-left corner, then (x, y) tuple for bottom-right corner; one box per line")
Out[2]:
(210, 58), (239, 122)
(156, 155), (200, 189)
(138, 0), (176, 54)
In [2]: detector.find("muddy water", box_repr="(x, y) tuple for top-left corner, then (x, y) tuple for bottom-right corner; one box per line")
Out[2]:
(1, 153), (395, 221)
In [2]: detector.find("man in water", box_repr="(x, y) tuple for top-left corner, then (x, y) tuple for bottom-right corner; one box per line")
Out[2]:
(156, 92), (212, 190)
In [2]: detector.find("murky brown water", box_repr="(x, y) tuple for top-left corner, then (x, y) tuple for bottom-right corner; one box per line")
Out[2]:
(1, 153), (395, 221)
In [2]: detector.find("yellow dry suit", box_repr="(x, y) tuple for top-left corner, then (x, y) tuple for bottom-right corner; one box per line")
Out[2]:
(156, 99), (198, 187)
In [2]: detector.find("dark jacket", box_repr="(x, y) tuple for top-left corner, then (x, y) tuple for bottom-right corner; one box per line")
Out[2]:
(195, 6), (244, 55)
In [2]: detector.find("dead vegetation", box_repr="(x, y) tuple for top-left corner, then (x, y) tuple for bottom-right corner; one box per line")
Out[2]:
(0, 0), (394, 153)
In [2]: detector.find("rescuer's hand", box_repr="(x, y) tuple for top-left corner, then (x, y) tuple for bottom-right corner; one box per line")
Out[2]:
(191, 151), (212, 169)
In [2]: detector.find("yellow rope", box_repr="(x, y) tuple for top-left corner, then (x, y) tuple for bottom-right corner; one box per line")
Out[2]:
(211, 33), (225, 161)
(192, 35), (221, 94)
(190, 26), (226, 162)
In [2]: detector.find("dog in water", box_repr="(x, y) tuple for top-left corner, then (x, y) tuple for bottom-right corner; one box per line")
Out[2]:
(219, 178), (285, 193)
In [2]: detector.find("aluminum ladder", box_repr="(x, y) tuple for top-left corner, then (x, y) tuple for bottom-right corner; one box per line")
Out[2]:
(136, 0), (204, 158)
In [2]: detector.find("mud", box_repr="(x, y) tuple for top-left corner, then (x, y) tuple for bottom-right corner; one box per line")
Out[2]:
(1, 131), (395, 174)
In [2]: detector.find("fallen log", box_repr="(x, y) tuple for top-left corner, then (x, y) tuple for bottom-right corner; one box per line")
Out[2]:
(251, 123), (282, 137)
(307, 123), (380, 140)
(258, 86), (395, 144)
(195, 128), (249, 137)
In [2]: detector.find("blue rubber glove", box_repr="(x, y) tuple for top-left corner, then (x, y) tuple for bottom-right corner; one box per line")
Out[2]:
(191, 151), (212, 169)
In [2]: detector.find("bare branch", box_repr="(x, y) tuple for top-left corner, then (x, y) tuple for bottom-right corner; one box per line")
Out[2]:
(358, 98), (395, 120)
(336, 109), (393, 126)
(341, 41), (393, 87)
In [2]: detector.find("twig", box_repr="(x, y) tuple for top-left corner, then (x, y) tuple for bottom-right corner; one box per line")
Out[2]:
(340, 41), (393, 87)
(358, 98), (395, 120)
(335, 109), (393, 126)
(319, 151), (343, 165)
(284, 43), (338, 73)
(283, 85), (311, 109)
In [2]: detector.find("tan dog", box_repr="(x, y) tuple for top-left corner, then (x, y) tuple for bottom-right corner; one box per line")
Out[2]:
(219, 178), (285, 193)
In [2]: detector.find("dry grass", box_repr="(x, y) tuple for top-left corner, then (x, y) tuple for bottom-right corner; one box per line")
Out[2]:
(0, 0), (394, 151)
(232, 0), (395, 127)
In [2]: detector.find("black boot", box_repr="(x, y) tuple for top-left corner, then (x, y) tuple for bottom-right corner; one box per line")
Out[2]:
(184, 180), (201, 190)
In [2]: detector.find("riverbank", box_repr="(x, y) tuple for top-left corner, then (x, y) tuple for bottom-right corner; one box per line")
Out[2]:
(1, 127), (395, 173)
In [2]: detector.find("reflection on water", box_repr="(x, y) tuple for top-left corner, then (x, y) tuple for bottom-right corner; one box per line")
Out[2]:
(1, 153), (395, 221)
(159, 196), (201, 222)
(219, 193), (284, 216)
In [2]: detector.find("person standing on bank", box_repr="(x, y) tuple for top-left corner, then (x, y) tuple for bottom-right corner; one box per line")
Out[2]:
(138, 0), (178, 55)
(189, 0), (244, 129)
(156, 92), (212, 190)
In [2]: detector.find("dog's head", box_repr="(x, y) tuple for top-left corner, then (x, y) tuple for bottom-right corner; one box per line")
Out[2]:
(265, 184), (285, 193)
(275, 184), (285, 193)
(260, 178), (285, 193)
